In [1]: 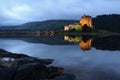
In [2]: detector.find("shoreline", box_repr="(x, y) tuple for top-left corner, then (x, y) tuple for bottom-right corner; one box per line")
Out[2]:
(57, 30), (120, 37)
(0, 49), (75, 80)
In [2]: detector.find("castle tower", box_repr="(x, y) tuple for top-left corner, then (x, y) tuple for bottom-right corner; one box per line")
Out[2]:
(80, 14), (93, 28)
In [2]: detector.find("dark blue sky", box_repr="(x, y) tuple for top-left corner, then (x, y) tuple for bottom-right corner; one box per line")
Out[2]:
(0, 0), (120, 25)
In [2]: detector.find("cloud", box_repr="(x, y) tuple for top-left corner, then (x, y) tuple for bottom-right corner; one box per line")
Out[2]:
(2, 5), (32, 20)
(0, 0), (120, 25)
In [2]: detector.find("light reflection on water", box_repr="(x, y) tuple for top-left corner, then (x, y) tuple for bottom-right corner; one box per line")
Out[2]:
(0, 38), (120, 80)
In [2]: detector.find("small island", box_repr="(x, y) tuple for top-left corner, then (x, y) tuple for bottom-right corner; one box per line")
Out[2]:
(0, 14), (120, 38)
(61, 14), (119, 37)
(64, 14), (93, 31)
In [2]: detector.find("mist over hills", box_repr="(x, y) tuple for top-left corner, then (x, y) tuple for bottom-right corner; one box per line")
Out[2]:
(0, 14), (120, 32)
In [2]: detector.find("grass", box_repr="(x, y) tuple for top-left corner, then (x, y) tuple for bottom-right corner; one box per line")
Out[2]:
(57, 29), (120, 37)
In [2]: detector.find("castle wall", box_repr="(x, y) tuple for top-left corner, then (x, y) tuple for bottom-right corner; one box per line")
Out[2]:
(64, 26), (70, 31)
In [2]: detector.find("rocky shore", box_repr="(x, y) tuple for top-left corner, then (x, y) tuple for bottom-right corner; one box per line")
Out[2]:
(0, 49), (75, 80)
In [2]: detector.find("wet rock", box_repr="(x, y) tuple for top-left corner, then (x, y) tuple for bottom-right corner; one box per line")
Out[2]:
(15, 63), (49, 80)
(40, 59), (54, 65)
(0, 49), (9, 53)
(55, 73), (75, 80)
(0, 65), (14, 80)
(48, 66), (64, 79)
(0, 49), (29, 59)
(0, 49), (75, 80)
(0, 58), (19, 80)
(8, 53), (29, 59)
(15, 63), (64, 80)
(0, 53), (29, 59)
(15, 57), (54, 68)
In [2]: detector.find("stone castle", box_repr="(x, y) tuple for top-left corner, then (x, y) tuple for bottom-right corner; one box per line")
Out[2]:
(80, 14), (92, 28)
(64, 14), (93, 31)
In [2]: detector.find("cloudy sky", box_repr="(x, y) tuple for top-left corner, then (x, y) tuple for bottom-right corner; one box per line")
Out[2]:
(0, 0), (120, 25)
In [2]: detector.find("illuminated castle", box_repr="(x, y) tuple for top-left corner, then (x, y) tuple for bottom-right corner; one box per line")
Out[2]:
(64, 14), (93, 31)
(80, 14), (92, 28)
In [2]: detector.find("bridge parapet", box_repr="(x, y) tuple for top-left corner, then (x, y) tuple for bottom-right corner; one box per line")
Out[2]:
(35, 30), (55, 37)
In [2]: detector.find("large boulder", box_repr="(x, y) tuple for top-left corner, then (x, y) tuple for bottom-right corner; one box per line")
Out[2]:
(0, 49), (29, 59)
(0, 65), (15, 80)
(0, 49), (9, 53)
(15, 63), (49, 80)
(47, 66), (64, 79)
(16, 57), (54, 67)
(15, 63), (64, 80)
(0, 49), (75, 80)
(55, 73), (75, 80)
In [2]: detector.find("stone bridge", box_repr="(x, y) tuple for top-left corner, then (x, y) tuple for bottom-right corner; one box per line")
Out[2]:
(0, 29), (55, 38)
(34, 30), (55, 37)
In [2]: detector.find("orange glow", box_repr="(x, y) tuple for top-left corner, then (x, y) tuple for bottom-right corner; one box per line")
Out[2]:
(44, 30), (49, 36)
(64, 14), (93, 31)
(80, 14), (93, 28)
(79, 39), (93, 52)
(35, 30), (40, 37)
(64, 26), (70, 31)
(50, 30), (54, 36)
(64, 36), (69, 41)
(64, 36), (93, 52)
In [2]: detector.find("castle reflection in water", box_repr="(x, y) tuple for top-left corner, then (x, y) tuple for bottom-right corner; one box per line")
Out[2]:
(64, 36), (93, 52)
(34, 30), (92, 52)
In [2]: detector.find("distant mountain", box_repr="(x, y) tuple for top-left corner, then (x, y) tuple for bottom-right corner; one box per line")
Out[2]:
(0, 20), (77, 30)
(0, 14), (120, 32)
(17, 20), (78, 30)
(0, 26), (18, 30)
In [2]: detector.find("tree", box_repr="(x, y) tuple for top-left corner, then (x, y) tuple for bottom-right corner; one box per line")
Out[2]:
(82, 24), (92, 32)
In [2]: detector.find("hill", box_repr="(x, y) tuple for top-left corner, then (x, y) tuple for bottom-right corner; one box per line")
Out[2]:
(17, 20), (78, 30)
(0, 26), (18, 30)
(0, 14), (120, 32)
(93, 14), (120, 33)
(18, 14), (120, 32)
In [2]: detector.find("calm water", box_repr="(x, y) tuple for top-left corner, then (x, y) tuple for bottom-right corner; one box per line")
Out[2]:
(0, 36), (120, 80)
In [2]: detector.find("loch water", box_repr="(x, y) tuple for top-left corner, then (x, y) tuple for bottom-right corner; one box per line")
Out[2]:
(0, 35), (120, 80)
